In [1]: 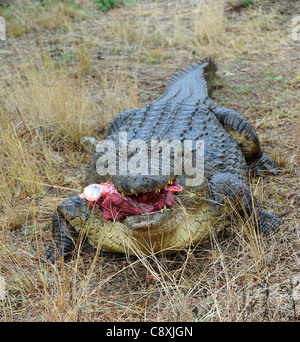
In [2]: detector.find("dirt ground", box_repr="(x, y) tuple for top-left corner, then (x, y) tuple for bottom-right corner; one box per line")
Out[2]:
(0, 0), (299, 321)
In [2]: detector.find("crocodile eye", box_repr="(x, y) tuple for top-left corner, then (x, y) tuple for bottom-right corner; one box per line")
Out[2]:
(82, 184), (103, 201)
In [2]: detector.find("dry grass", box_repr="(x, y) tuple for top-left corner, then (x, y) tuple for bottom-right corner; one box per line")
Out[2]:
(0, 0), (299, 322)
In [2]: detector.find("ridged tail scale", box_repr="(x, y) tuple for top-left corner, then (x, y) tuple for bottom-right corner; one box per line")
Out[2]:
(160, 57), (217, 103)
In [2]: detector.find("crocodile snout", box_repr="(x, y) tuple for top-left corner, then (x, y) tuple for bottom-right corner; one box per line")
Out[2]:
(113, 174), (171, 195)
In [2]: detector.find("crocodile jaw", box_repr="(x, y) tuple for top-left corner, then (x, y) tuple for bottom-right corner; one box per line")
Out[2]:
(123, 207), (172, 231)
(79, 182), (182, 223)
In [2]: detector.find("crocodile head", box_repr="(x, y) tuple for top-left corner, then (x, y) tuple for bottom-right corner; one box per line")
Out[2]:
(79, 180), (183, 231)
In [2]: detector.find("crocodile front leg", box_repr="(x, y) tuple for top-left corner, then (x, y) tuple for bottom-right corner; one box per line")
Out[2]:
(46, 195), (90, 262)
(207, 173), (280, 233)
(246, 153), (282, 177)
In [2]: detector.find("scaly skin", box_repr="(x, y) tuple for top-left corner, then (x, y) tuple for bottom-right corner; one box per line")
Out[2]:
(46, 58), (281, 262)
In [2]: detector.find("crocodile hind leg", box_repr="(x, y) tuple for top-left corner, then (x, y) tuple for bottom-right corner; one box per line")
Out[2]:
(207, 173), (280, 233)
(46, 195), (90, 262)
(213, 107), (281, 176)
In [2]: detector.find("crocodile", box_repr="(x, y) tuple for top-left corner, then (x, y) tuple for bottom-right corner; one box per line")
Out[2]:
(46, 58), (281, 262)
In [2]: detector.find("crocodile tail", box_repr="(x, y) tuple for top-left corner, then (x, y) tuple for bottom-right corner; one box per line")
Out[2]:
(164, 57), (217, 100)
(201, 57), (217, 96)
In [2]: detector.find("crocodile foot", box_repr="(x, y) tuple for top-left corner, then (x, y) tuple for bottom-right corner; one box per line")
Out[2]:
(248, 153), (282, 176)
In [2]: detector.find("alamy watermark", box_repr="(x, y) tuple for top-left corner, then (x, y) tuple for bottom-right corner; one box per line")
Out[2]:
(0, 276), (5, 300)
(292, 16), (300, 41)
(0, 16), (5, 41)
(96, 133), (204, 187)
